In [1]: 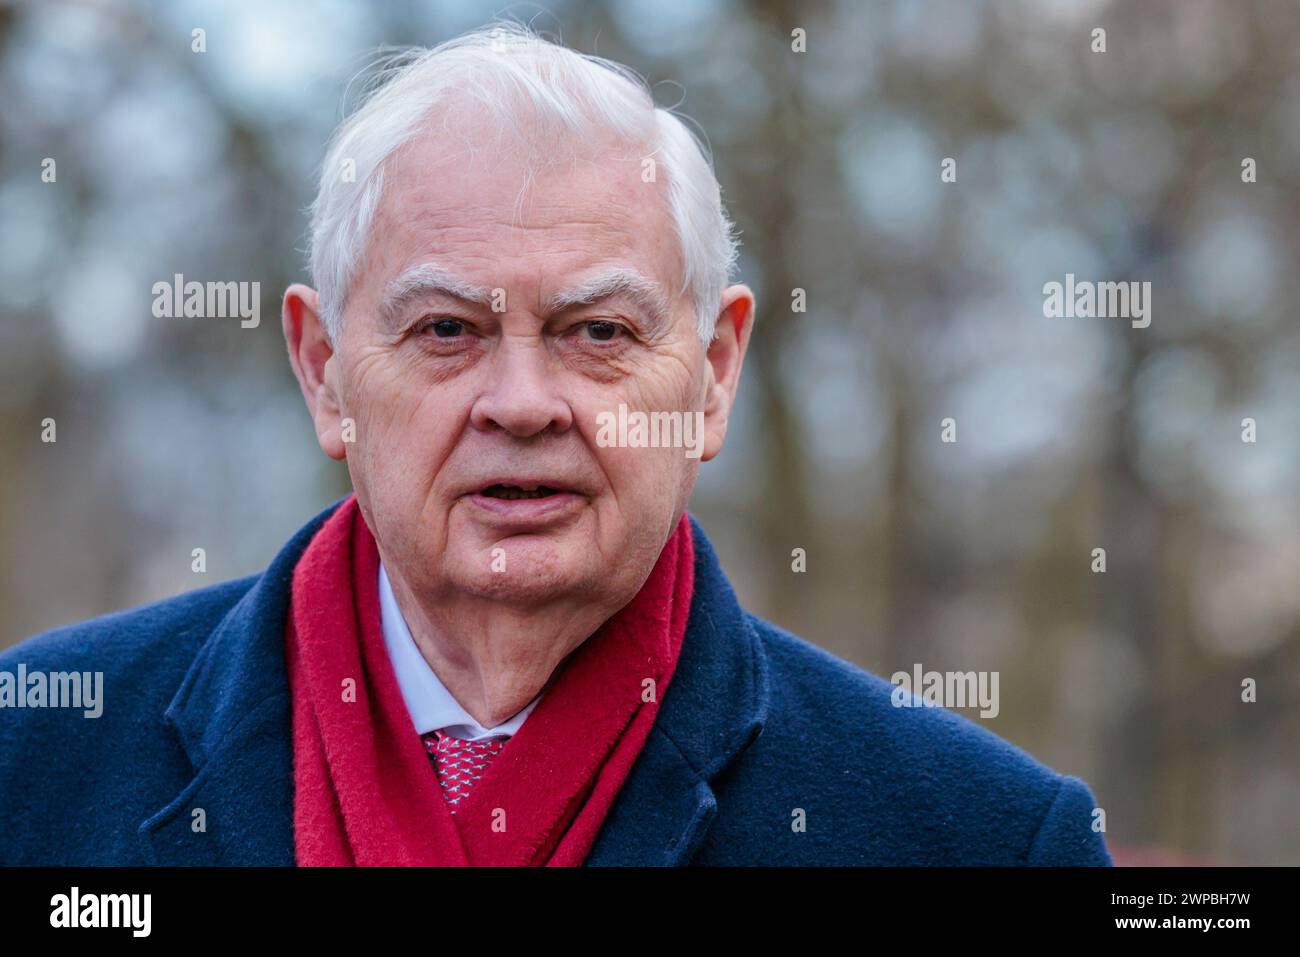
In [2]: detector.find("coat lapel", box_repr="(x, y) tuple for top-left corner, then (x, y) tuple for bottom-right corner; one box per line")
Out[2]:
(138, 498), (345, 865)
(584, 515), (771, 865)
(138, 504), (769, 867)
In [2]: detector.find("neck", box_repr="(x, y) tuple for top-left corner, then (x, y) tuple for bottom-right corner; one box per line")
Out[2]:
(381, 563), (621, 728)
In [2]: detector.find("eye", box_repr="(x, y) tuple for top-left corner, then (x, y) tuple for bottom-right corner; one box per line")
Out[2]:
(581, 320), (622, 342)
(418, 318), (465, 338)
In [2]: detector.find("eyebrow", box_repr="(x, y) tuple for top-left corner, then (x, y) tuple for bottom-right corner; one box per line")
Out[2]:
(379, 262), (495, 327)
(378, 261), (674, 333)
(546, 266), (673, 333)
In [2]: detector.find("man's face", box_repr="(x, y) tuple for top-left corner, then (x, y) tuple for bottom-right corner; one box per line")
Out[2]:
(313, 121), (728, 608)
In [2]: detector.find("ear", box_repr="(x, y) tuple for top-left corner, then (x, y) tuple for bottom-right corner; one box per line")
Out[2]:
(282, 284), (347, 460)
(700, 284), (755, 462)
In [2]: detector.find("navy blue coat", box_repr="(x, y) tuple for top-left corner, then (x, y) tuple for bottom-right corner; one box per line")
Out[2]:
(0, 498), (1111, 866)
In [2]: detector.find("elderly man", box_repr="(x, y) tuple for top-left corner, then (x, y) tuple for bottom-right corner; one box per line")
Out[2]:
(0, 24), (1109, 866)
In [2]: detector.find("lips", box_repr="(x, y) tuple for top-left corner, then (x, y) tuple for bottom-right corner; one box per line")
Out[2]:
(480, 483), (564, 501)
(464, 479), (586, 526)
(468, 474), (582, 498)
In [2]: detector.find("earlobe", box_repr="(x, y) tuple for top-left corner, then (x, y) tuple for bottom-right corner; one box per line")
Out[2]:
(313, 358), (349, 461)
(700, 284), (756, 462)
(282, 284), (347, 461)
(699, 359), (726, 462)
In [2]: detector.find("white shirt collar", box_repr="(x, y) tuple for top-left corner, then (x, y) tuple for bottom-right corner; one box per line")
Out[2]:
(378, 561), (542, 741)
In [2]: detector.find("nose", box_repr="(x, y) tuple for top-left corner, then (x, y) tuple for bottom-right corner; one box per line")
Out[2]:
(468, 338), (573, 437)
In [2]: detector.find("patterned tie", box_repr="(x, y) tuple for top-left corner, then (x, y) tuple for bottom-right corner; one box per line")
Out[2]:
(421, 730), (509, 814)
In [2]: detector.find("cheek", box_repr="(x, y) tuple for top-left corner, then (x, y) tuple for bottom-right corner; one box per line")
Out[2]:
(345, 364), (469, 502)
(591, 348), (703, 412)
(572, 351), (704, 485)
(584, 412), (695, 509)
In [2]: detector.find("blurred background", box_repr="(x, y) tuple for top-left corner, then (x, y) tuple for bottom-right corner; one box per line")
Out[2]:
(1, 0), (1297, 864)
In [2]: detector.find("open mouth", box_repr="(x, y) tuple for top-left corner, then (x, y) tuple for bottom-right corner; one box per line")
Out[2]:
(481, 484), (564, 501)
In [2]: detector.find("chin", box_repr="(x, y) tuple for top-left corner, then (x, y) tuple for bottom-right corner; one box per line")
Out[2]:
(453, 568), (590, 607)
(445, 536), (593, 603)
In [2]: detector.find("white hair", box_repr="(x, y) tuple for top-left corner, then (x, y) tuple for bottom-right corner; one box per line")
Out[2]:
(308, 20), (740, 343)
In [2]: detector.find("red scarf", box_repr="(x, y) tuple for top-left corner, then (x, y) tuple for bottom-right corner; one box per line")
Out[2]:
(284, 495), (694, 866)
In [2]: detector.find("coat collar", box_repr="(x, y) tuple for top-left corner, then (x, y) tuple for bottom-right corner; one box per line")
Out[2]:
(138, 497), (341, 865)
(584, 514), (771, 864)
(140, 498), (769, 866)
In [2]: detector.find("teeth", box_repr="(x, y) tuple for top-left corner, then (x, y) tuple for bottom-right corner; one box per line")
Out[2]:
(483, 484), (557, 500)
(497, 489), (544, 500)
